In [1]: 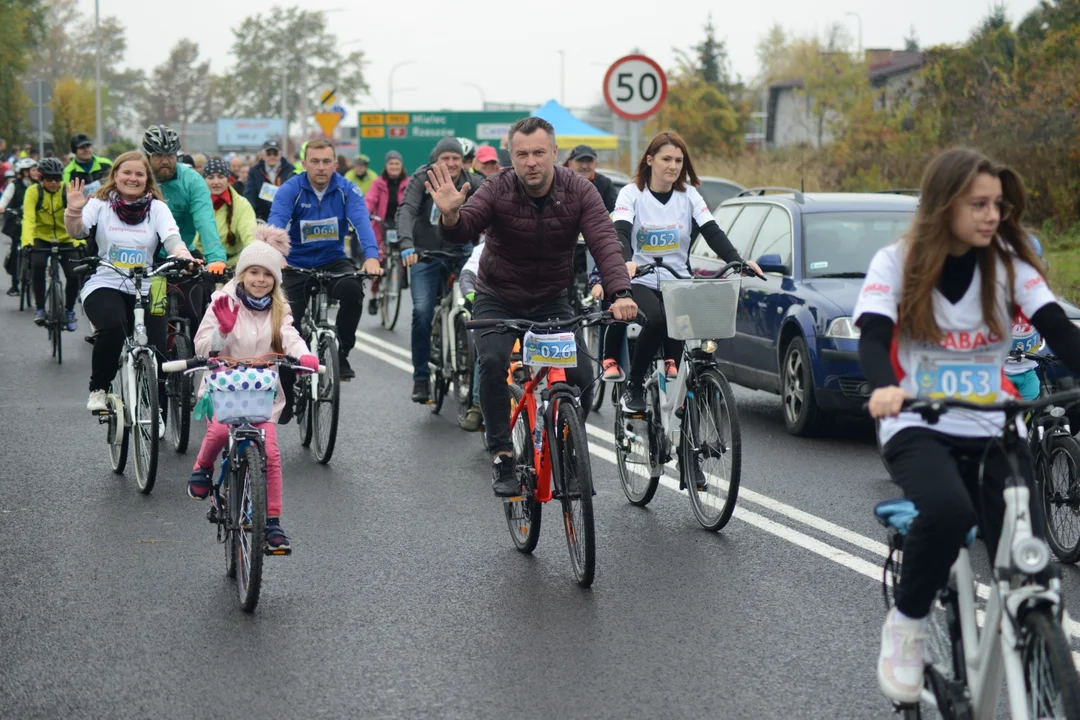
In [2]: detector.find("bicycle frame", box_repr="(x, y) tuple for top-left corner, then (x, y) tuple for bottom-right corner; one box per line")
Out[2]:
(212, 427), (266, 536)
(433, 269), (471, 383)
(509, 365), (570, 503)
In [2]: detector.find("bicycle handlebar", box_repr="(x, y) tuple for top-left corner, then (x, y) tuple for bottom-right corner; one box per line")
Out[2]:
(72, 256), (194, 278)
(417, 249), (472, 261)
(284, 266), (382, 280)
(885, 389), (1080, 424)
(466, 309), (625, 333)
(162, 354), (324, 375)
(634, 258), (765, 281)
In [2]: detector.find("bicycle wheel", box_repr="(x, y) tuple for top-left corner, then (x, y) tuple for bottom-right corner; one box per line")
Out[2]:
(554, 396), (595, 587)
(131, 352), (160, 494)
(19, 256), (31, 311)
(1020, 608), (1080, 718)
(312, 333), (340, 464)
(223, 470), (236, 579)
(295, 371), (313, 447)
(167, 333), (194, 453)
(504, 384), (542, 553)
(232, 443), (267, 613)
(1039, 435), (1080, 564)
(107, 389), (129, 474)
(429, 320), (446, 415)
(380, 257), (403, 330)
(615, 382), (661, 506)
(682, 368), (741, 531)
(452, 314), (472, 406)
(49, 273), (63, 364)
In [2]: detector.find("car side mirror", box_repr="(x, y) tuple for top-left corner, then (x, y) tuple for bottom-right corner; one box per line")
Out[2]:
(756, 253), (787, 275)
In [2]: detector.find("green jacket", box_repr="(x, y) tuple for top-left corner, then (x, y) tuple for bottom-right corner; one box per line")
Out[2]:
(159, 163), (225, 263)
(344, 167), (377, 195)
(62, 155), (112, 186)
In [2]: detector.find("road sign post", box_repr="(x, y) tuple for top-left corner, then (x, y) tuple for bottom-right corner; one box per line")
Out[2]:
(603, 55), (668, 171)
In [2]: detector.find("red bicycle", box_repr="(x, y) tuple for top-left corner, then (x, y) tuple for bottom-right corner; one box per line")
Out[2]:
(467, 310), (616, 588)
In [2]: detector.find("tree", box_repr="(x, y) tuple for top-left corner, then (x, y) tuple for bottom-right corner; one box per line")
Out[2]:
(50, 76), (95, 147)
(647, 60), (743, 158)
(141, 40), (214, 129)
(692, 14), (731, 93)
(903, 26), (920, 52)
(755, 23), (790, 86)
(224, 7), (367, 130)
(0, 0), (47, 144)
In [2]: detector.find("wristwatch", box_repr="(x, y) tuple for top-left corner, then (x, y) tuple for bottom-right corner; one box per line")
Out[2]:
(612, 289), (632, 300)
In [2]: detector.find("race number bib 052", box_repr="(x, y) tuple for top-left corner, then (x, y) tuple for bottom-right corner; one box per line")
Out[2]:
(638, 224), (680, 255)
(108, 245), (148, 270)
(299, 218), (340, 244)
(258, 182), (279, 202)
(523, 331), (577, 368)
(915, 354), (1000, 405)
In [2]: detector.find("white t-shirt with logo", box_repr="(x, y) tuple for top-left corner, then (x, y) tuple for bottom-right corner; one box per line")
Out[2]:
(854, 243), (1056, 445)
(79, 197), (181, 300)
(613, 184), (713, 290)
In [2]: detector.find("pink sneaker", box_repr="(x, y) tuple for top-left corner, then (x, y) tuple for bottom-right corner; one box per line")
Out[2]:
(602, 358), (625, 381)
(877, 608), (927, 704)
(664, 359), (678, 380)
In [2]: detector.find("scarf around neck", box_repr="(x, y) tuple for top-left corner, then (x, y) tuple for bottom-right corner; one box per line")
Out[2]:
(109, 191), (153, 225)
(235, 282), (272, 311)
(212, 190), (232, 211)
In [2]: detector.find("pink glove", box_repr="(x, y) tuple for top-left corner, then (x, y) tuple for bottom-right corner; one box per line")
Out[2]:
(298, 354), (319, 373)
(212, 295), (239, 334)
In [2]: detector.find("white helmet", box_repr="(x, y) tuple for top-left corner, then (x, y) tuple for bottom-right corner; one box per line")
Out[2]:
(456, 137), (476, 159)
(15, 158), (38, 171)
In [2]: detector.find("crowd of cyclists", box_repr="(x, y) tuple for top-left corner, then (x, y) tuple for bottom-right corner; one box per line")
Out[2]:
(6, 115), (1080, 711)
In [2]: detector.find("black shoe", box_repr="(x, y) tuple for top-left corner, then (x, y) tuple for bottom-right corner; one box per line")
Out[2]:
(620, 381), (647, 414)
(679, 457), (708, 491)
(491, 455), (520, 497)
(278, 401), (293, 426)
(339, 355), (355, 380)
(5, 287), (17, 297)
(367, 298), (378, 315)
(411, 379), (429, 404)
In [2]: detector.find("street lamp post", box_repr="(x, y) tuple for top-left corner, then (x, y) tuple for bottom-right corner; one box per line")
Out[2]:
(94, 0), (103, 148)
(388, 61), (416, 111)
(461, 83), (486, 109)
(557, 50), (566, 104)
(845, 11), (863, 57)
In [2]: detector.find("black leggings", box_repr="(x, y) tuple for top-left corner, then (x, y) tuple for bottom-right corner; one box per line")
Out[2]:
(30, 240), (81, 311)
(884, 428), (1042, 618)
(602, 285), (681, 383)
(83, 289), (167, 400)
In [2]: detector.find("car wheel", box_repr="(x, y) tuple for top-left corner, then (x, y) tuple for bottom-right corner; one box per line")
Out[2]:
(781, 336), (830, 436)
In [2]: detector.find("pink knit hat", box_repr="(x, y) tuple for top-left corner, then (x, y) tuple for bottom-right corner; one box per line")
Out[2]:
(235, 225), (291, 285)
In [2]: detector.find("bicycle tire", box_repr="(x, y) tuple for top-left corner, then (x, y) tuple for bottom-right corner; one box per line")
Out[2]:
(132, 352), (159, 494)
(19, 257), (31, 311)
(682, 368), (741, 531)
(234, 443), (267, 613)
(1039, 434), (1080, 564)
(295, 371), (313, 448)
(452, 314), (472, 406)
(615, 382), (660, 507)
(50, 271), (63, 364)
(504, 383), (542, 553)
(429, 319), (445, 415)
(312, 333), (340, 464)
(167, 333), (193, 454)
(224, 470), (236, 580)
(554, 396), (595, 587)
(108, 389), (129, 474)
(380, 257), (403, 330)
(1021, 608), (1080, 718)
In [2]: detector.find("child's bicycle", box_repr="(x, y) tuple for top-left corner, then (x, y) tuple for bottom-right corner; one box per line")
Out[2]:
(163, 353), (322, 613)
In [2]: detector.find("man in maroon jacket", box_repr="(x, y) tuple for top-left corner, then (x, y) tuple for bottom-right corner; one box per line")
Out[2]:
(427, 116), (637, 496)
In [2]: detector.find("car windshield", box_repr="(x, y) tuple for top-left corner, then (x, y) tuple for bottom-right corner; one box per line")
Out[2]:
(802, 211), (914, 278)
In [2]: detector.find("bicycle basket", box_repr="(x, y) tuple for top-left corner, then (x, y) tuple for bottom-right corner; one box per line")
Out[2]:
(205, 367), (278, 425)
(659, 277), (741, 340)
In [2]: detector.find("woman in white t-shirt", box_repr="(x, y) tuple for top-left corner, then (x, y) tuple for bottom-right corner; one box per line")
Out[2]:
(854, 148), (1080, 705)
(63, 151), (195, 413)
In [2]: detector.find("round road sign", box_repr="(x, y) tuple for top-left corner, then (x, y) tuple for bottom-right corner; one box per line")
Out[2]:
(603, 55), (668, 122)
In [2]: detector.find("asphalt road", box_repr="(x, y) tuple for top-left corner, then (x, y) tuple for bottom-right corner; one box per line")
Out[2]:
(3, 287), (1080, 719)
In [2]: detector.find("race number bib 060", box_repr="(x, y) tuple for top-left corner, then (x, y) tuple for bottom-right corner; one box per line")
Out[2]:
(258, 182), (279, 202)
(523, 331), (577, 368)
(638, 224), (680, 255)
(108, 245), (147, 270)
(299, 218), (340, 244)
(915, 354), (1000, 405)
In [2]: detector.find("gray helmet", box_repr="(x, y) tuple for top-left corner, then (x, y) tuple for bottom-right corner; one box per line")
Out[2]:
(39, 157), (64, 178)
(142, 124), (181, 155)
(456, 137), (476, 159)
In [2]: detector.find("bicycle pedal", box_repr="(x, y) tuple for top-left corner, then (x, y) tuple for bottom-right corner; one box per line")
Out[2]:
(206, 506), (220, 523)
(264, 546), (292, 556)
(503, 495), (524, 503)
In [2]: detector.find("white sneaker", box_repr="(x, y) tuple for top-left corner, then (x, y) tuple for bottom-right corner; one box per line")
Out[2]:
(87, 390), (108, 413)
(877, 607), (927, 704)
(158, 411), (166, 440)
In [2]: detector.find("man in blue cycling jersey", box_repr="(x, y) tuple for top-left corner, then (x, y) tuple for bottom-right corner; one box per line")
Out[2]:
(267, 139), (381, 421)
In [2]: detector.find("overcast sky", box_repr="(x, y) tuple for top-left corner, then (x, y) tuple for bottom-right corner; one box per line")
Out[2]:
(86, 0), (1041, 118)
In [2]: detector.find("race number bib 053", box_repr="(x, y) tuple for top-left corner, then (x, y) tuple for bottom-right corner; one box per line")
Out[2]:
(523, 331), (577, 368)
(258, 182), (279, 202)
(915, 354), (1000, 405)
(299, 218), (340, 244)
(638, 224), (680, 255)
(108, 245), (147, 270)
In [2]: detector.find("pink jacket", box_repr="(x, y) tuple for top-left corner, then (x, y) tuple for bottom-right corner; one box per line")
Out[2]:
(193, 279), (310, 423)
(365, 174), (409, 246)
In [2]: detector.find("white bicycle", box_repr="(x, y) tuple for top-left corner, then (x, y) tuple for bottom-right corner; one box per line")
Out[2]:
(876, 394), (1080, 719)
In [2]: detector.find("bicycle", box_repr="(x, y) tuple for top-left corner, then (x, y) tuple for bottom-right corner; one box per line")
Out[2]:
(416, 249), (474, 416)
(31, 240), (82, 365)
(373, 218), (405, 330)
(613, 260), (756, 530)
(163, 353), (321, 613)
(160, 264), (205, 454)
(74, 255), (188, 494)
(467, 309), (617, 588)
(875, 392), (1080, 720)
(286, 265), (379, 464)
(18, 250), (32, 312)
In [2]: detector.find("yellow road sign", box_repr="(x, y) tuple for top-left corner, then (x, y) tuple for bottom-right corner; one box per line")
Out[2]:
(386, 113), (410, 125)
(314, 111), (342, 136)
(319, 87), (337, 106)
(360, 113), (385, 125)
(360, 126), (386, 139)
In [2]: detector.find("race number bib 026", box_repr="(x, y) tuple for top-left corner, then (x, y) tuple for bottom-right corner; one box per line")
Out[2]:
(299, 218), (340, 244)
(108, 245), (148, 270)
(258, 182), (279, 202)
(523, 331), (577, 368)
(638, 224), (680, 255)
(915, 354), (1000, 405)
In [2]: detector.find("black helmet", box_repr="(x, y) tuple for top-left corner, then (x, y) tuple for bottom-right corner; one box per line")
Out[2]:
(70, 132), (92, 153)
(142, 124), (180, 155)
(39, 157), (64, 178)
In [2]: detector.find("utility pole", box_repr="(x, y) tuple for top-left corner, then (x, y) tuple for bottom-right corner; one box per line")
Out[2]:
(94, 0), (103, 148)
(557, 50), (566, 104)
(845, 11), (863, 57)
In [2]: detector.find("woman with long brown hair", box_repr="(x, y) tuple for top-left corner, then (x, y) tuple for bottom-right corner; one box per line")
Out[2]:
(855, 147), (1080, 704)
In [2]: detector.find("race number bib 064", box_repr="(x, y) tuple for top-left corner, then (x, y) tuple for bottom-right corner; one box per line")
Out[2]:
(915, 354), (1000, 405)
(258, 182), (279, 202)
(523, 331), (577, 368)
(108, 245), (147, 270)
(638, 224), (680, 255)
(299, 218), (340, 244)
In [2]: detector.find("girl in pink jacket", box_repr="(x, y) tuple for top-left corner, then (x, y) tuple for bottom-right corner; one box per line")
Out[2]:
(187, 226), (317, 552)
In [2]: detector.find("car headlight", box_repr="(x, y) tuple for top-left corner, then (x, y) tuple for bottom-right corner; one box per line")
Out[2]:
(825, 317), (861, 339)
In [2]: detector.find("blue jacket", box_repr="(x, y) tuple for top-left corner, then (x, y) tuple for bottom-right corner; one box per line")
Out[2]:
(266, 171), (378, 269)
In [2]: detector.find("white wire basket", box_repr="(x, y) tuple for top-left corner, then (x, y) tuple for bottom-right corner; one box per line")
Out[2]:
(659, 277), (742, 340)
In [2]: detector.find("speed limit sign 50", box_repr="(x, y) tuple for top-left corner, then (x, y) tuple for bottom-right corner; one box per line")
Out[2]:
(603, 54), (668, 121)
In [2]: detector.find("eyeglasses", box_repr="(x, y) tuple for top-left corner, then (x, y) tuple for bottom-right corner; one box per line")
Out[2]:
(968, 199), (1013, 221)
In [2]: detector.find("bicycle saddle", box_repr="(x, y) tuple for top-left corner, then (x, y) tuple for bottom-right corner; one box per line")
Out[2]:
(874, 498), (976, 546)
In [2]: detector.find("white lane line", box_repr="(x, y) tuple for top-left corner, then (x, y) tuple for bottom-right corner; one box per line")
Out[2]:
(357, 330), (412, 360)
(355, 343), (413, 374)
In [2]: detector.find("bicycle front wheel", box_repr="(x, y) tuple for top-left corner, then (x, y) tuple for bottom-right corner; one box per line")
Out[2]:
(1039, 434), (1080, 564)
(1021, 608), (1080, 718)
(295, 371), (313, 448)
(312, 333), (340, 464)
(380, 257), (403, 330)
(554, 397), (595, 587)
(615, 383), (660, 507)
(232, 443), (267, 613)
(107, 389), (129, 474)
(49, 275), (63, 364)
(682, 368), (741, 531)
(504, 384), (542, 553)
(167, 333), (194, 453)
(132, 352), (159, 494)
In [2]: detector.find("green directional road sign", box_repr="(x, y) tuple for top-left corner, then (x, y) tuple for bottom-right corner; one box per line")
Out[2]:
(358, 110), (528, 172)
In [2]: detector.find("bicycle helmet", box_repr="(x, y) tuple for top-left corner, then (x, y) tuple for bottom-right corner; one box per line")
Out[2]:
(15, 158), (38, 171)
(456, 137), (476, 159)
(39, 157), (64, 178)
(142, 124), (181, 155)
